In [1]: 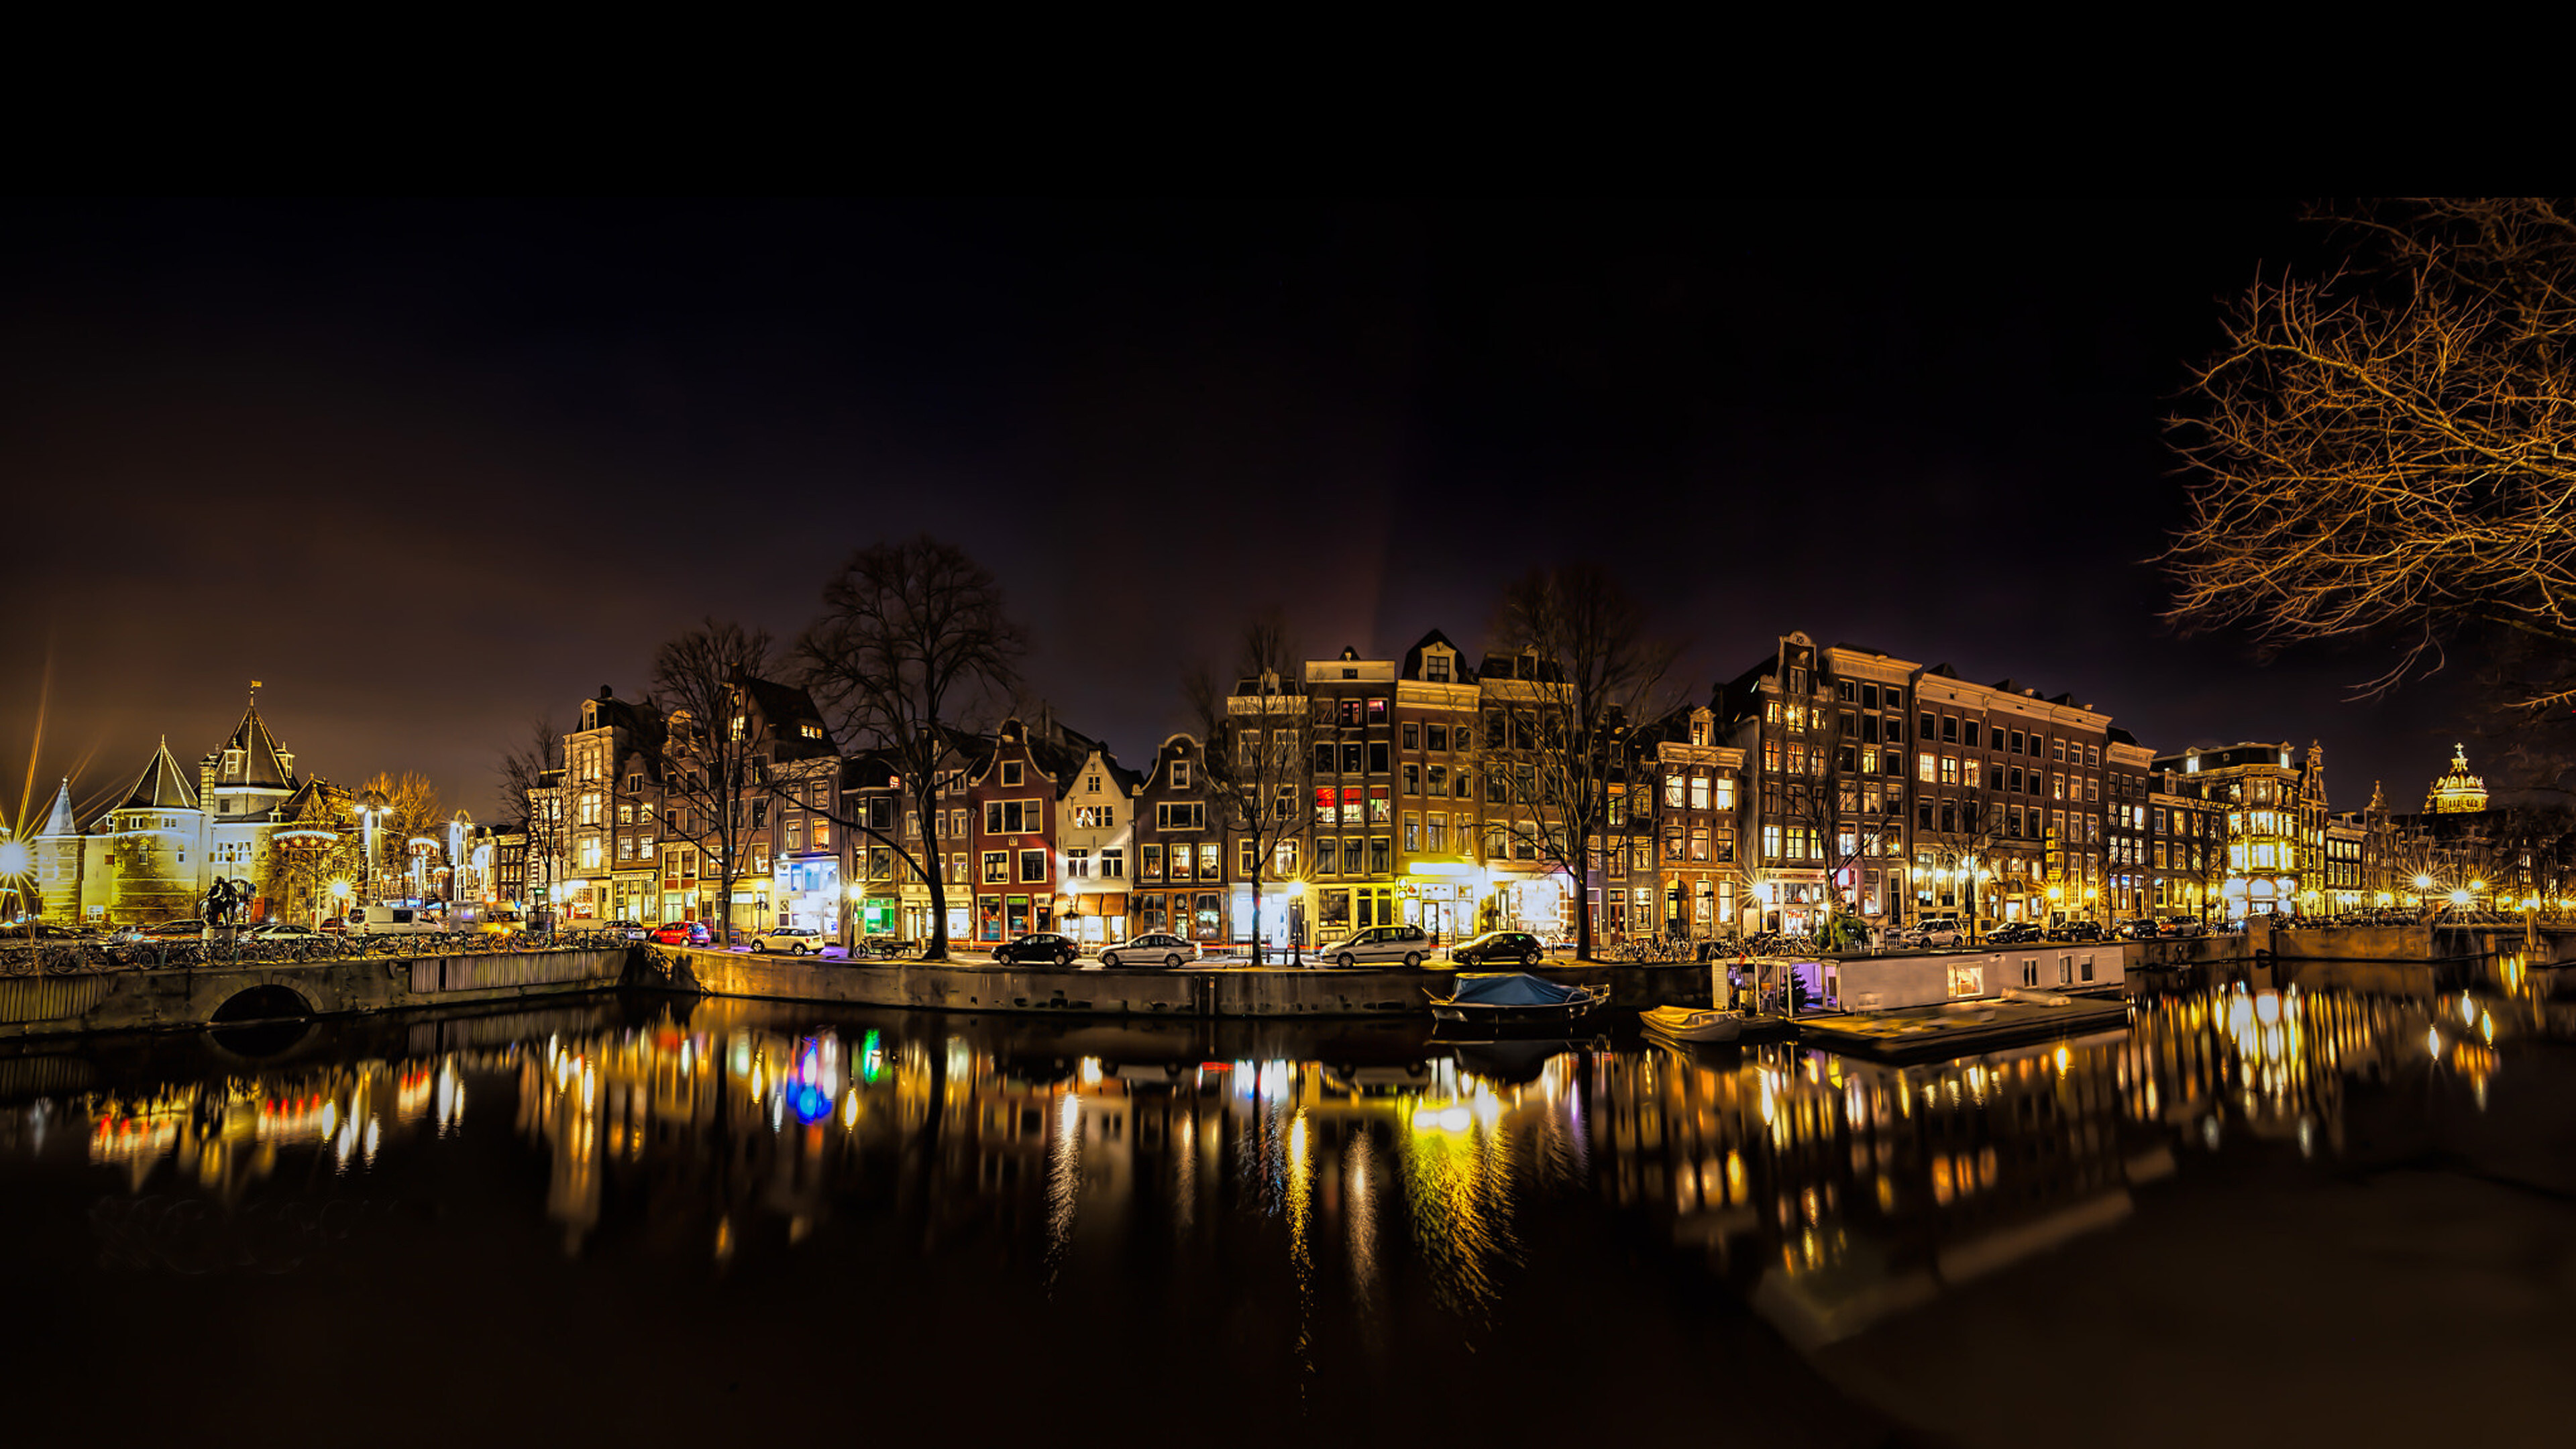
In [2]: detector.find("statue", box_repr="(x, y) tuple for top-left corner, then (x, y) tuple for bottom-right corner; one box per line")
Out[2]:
(201, 876), (252, 928)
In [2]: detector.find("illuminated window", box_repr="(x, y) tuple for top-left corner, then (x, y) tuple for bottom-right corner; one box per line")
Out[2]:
(1919, 754), (1937, 784)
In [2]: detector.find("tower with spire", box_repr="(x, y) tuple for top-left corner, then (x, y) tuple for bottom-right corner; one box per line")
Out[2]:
(34, 778), (82, 921)
(86, 736), (208, 924)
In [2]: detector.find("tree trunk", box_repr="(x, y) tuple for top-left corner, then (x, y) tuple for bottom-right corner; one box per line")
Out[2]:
(1248, 877), (1264, 967)
(920, 783), (949, 961)
(1572, 849), (1594, 961)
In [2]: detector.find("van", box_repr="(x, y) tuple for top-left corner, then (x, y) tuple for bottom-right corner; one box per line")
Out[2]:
(353, 905), (445, 936)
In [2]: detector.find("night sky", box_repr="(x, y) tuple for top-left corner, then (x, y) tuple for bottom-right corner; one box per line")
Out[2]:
(0, 199), (2467, 827)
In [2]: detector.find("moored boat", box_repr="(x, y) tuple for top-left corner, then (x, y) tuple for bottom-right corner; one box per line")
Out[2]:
(1426, 973), (1607, 1030)
(1639, 1004), (1744, 1042)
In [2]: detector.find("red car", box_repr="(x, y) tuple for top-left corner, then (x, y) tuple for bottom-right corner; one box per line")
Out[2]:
(649, 921), (711, 947)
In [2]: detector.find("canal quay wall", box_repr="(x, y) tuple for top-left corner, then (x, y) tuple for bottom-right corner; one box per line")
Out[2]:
(8, 920), (2569, 1042)
(655, 947), (1711, 1020)
(0, 947), (637, 1041)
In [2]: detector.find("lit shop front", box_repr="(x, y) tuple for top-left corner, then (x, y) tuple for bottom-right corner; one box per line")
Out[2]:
(1396, 865), (1480, 945)
(1059, 891), (1126, 945)
(775, 857), (841, 934)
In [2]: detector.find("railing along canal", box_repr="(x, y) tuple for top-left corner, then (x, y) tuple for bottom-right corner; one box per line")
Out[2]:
(0, 930), (630, 978)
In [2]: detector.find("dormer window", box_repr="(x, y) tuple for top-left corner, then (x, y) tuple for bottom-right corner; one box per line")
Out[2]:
(1426, 652), (1450, 683)
(801, 723), (824, 740)
(223, 749), (244, 778)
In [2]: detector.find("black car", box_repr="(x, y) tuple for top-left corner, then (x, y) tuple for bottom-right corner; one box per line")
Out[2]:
(2115, 918), (2161, 941)
(2047, 920), (2106, 943)
(994, 932), (1078, 967)
(1986, 921), (2044, 945)
(1447, 930), (1547, 968)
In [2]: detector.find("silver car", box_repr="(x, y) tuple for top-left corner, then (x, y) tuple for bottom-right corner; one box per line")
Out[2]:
(1099, 933), (1198, 969)
(1313, 924), (1433, 969)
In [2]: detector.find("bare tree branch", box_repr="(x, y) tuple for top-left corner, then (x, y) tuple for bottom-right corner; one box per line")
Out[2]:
(797, 536), (1024, 962)
(2163, 198), (2576, 747)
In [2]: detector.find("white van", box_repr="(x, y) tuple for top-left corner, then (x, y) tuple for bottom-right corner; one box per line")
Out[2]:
(352, 905), (445, 936)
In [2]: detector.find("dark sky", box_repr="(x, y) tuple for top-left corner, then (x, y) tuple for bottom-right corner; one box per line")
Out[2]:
(0, 199), (2469, 828)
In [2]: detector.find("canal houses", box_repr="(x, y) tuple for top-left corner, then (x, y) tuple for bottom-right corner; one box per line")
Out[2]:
(965, 715), (1100, 942)
(1057, 742), (1142, 946)
(1132, 733), (1220, 943)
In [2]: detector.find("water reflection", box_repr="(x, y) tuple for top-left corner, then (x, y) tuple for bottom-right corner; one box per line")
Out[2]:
(6, 975), (2554, 1368)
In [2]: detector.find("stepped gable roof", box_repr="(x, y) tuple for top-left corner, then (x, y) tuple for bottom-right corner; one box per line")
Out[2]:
(40, 780), (76, 836)
(121, 738), (201, 812)
(209, 701), (298, 790)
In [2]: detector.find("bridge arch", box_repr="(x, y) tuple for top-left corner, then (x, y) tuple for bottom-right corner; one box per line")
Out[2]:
(209, 983), (315, 1023)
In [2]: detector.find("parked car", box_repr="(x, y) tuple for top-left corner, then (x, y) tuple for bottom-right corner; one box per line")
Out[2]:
(2115, 918), (2162, 941)
(12, 921), (93, 940)
(1900, 917), (1962, 948)
(598, 919), (647, 941)
(1447, 930), (1548, 968)
(117, 918), (206, 943)
(1099, 932), (1197, 969)
(995, 932), (1079, 966)
(649, 921), (711, 947)
(1313, 923), (1433, 969)
(248, 922), (323, 940)
(2047, 920), (2106, 943)
(751, 925), (827, 955)
(1986, 921), (2045, 945)
(2160, 916), (2210, 938)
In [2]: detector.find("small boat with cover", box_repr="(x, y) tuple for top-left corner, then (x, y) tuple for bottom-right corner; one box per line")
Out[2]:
(1427, 972), (1607, 1029)
(1638, 1005), (1744, 1043)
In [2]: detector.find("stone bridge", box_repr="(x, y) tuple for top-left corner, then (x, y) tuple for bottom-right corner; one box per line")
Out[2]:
(0, 946), (643, 1040)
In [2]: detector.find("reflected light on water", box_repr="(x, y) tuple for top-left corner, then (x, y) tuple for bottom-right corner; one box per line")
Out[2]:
(17, 972), (2551, 1369)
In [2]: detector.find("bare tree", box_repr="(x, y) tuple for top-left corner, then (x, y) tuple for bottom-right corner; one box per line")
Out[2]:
(358, 770), (445, 898)
(1187, 610), (1307, 966)
(797, 537), (1024, 963)
(496, 716), (564, 921)
(2163, 199), (2576, 749)
(1484, 564), (1682, 961)
(651, 619), (777, 948)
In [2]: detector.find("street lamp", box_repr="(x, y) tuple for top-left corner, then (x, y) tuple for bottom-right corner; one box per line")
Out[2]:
(329, 878), (351, 930)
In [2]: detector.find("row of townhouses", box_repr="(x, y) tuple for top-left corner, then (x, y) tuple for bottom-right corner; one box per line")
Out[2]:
(491, 629), (2555, 951)
(26, 641), (2561, 936)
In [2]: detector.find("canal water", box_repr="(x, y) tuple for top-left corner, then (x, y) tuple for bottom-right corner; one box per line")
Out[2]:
(6, 981), (2575, 1448)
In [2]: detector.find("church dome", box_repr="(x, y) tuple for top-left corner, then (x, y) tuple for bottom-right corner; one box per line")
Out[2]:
(2426, 744), (2488, 814)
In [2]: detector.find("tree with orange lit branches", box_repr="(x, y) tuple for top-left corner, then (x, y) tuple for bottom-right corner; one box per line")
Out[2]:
(2164, 199), (2576, 790)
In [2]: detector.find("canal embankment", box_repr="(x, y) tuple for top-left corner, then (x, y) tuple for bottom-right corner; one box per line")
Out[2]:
(0, 945), (639, 1040)
(653, 946), (1711, 1019)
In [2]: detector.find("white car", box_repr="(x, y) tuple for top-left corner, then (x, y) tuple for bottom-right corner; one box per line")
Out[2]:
(751, 926), (827, 955)
(248, 923), (324, 941)
(1099, 933), (1199, 969)
(1313, 923), (1434, 969)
